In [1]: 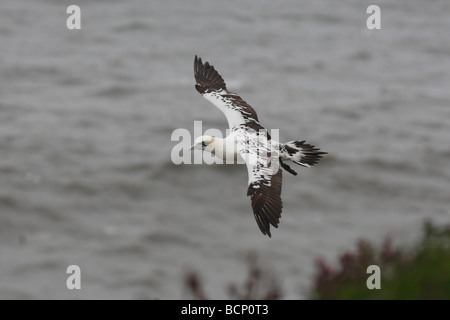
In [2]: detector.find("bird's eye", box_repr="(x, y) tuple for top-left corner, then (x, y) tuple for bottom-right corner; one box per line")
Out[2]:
(202, 141), (207, 147)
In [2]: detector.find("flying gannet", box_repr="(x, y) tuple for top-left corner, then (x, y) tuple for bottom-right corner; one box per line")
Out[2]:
(191, 55), (326, 237)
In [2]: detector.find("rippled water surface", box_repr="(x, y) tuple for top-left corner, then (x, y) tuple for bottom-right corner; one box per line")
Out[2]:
(0, 0), (449, 299)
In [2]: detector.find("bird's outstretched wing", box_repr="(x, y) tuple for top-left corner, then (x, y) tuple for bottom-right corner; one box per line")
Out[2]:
(238, 136), (283, 237)
(194, 55), (266, 133)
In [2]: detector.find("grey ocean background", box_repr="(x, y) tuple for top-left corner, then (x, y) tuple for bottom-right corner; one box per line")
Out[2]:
(1, 0), (449, 299)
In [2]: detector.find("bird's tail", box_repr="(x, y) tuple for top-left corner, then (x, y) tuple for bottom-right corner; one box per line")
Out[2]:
(281, 140), (327, 168)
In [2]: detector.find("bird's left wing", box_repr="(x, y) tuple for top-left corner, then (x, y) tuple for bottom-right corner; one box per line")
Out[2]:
(237, 135), (283, 238)
(194, 55), (265, 132)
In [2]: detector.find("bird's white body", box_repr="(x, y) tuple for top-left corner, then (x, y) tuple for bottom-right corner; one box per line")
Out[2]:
(196, 134), (243, 164)
(194, 132), (282, 168)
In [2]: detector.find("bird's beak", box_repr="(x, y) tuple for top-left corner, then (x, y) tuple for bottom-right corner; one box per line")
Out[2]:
(188, 144), (195, 151)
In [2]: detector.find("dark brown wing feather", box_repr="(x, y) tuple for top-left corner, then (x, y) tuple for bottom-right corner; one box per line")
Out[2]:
(247, 169), (283, 238)
(194, 55), (226, 94)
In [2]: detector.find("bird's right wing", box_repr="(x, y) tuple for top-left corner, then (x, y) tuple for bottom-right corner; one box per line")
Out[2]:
(194, 55), (266, 133)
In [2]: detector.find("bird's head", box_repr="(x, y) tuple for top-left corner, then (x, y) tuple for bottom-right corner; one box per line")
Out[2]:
(189, 135), (216, 151)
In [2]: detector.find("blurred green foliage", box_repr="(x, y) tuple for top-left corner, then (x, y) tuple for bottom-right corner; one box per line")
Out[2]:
(310, 220), (450, 299)
(183, 221), (449, 300)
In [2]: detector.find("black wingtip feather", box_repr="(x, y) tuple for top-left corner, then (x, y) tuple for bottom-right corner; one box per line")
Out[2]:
(194, 55), (226, 94)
